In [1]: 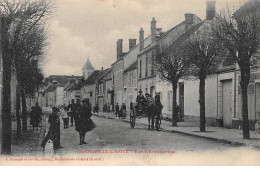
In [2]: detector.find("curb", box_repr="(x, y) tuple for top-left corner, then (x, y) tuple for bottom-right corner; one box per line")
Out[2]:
(93, 113), (260, 149)
(168, 130), (260, 149)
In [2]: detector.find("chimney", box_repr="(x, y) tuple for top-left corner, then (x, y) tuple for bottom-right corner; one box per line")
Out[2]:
(151, 17), (157, 44)
(185, 13), (194, 30)
(101, 67), (103, 71)
(139, 28), (144, 52)
(117, 39), (123, 60)
(129, 39), (137, 51)
(206, 1), (216, 20)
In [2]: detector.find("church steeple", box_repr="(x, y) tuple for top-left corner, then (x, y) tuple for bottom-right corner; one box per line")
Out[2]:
(82, 58), (95, 80)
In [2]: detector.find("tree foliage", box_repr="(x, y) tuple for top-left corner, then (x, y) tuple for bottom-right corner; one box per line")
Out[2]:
(213, 0), (260, 139)
(0, 0), (53, 153)
(184, 29), (224, 132)
(155, 43), (191, 126)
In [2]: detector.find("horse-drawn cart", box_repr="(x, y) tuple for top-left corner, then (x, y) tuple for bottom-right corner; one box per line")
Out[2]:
(130, 102), (162, 130)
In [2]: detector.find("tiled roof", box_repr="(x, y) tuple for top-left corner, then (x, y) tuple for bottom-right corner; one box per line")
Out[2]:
(217, 52), (237, 73)
(48, 75), (82, 87)
(64, 83), (75, 91)
(83, 70), (101, 85)
(124, 61), (137, 74)
(158, 21), (186, 41)
(97, 68), (111, 81)
(70, 83), (82, 91)
(166, 20), (206, 50)
(44, 84), (55, 93)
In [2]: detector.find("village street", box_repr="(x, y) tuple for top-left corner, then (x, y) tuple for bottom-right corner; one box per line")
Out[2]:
(54, 115), (241, 155)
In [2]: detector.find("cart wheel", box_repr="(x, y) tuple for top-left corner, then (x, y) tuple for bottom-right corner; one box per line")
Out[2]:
(158, 113), (162, 129)
(130, 116), (135, 128)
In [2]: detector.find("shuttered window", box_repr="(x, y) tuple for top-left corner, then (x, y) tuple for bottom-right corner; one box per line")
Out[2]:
(133, 71), (137, 87)
(168, 91), (172, 111)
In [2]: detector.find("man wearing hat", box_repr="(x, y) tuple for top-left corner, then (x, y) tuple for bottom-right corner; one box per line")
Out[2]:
(75, 98), (95, 145)
(41, 106), (63, 150)
(68, 99), (78, 126)
(136, 89), (145, 115)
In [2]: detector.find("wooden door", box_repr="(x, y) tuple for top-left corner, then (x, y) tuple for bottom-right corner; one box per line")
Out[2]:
(222, 80), (232, 127)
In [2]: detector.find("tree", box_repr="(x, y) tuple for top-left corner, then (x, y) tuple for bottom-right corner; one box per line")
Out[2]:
(184, 30), (224, 132)
(13, 23), (47, 133)
(155, 44), (191, 127)
(1, 16), (13, 154)
(213, 0), (260, 139)
(0, 0), (53, 154)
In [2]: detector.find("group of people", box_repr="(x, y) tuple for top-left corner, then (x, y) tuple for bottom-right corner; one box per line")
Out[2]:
(115, 103), (126, 119)
(103, 103), (113, 113)
(41, 98), (96, 151)
(113, 89), (164, 129)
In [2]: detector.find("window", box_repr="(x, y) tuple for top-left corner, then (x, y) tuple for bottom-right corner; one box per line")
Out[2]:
(139, 60), (142, 78)
(238, 84), (241, 95)
(145, 57), (148, 77)
(50, 99), (53, 107)
(168, 91), (172, 111)
(133, 71), (137, 87)
(130, 72), (133, 87)
(128, 73), (132, 87)
(98, 84), (103, 94)
(151, 55), (154, 76)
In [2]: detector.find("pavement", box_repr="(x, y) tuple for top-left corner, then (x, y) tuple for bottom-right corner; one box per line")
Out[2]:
(93, 111), (260, 149)
(0, 116), (46, 156)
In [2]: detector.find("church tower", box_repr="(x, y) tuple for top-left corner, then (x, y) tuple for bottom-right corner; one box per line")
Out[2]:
(82, 58), (95, 80)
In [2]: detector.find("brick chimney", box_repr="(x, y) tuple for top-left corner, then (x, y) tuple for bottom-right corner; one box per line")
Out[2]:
(185, 13), (194, 30)
(139, 28), (144, 52)
(129, 39), (136, 51)
(206, 1), (216, 20)
(117, 39), (123, 60)
(151, 17), (157, 44)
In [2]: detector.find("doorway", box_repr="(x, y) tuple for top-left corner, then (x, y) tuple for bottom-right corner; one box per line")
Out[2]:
(222, 80), (232, 127)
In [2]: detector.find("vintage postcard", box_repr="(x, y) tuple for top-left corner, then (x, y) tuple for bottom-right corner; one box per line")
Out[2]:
(0, 0), (260, 166)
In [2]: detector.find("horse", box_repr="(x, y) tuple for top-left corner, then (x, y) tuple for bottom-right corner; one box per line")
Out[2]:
(147, 95), (163, 130)
(135, 95), (163, 130)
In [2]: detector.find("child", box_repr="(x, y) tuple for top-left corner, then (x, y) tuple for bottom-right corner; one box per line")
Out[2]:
(61, 106), (69, 129)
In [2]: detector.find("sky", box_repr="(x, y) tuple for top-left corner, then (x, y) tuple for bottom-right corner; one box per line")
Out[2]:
(43, 0), (238, 77)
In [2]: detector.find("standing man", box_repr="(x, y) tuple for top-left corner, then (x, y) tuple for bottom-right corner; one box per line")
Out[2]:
(136, 89), (145, 116)
(68, 99), (78, 126)
(115, 103), (119, 117)
(121, 103), (126, 119)
(41, 107), (63, 150)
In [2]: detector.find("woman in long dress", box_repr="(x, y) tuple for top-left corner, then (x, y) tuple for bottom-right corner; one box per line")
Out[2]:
(75, 98), (96, 145)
